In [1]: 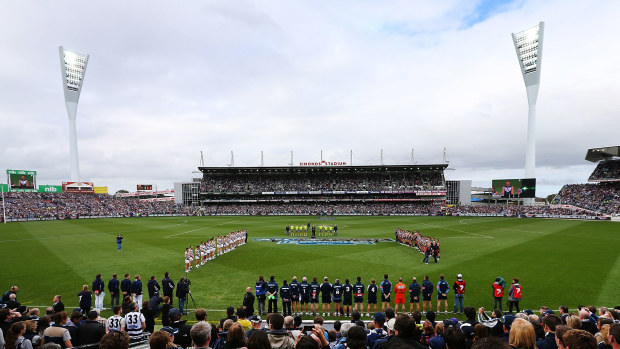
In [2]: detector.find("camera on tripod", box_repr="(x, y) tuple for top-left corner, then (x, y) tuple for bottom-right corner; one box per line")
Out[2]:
(184, 278), (191, 286)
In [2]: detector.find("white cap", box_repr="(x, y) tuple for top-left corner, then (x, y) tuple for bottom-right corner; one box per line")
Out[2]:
(457, 274), (463, 279)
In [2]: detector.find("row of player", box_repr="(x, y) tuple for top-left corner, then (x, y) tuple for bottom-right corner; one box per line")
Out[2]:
(184, 230), (248, 273)
(253, 273), (476, 318)
(285, 223), (338, 236)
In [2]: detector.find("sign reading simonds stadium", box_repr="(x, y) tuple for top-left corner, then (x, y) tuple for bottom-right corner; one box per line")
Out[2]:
(299, 160), (347, 166)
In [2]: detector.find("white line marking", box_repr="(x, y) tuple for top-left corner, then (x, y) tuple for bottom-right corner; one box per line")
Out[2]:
(163, 220), (240, 238)
(413, 221), (494, 238)
(0, 220), (188, 243)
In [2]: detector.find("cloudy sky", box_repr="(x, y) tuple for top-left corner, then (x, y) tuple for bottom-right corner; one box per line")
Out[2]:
(1, 0), (618, 196)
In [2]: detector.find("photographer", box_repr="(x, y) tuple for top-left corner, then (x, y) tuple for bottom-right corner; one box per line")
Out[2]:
(176, 278), (190, 315)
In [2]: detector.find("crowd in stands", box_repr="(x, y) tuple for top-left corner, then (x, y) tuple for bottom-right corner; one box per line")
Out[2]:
(3, 184), (620, 222)
(2, 193), (184, 221)
(554, 182), (620, 214)
(200, 172), (444, 193)
(3, 280), (620, 349)
(589, 160), (620, 181)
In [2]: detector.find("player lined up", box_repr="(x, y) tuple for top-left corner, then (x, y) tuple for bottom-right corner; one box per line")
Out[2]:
(285, 222), (338, 237)
(184, 230), (248, 273)
(395, 228), (441, 263)
(254, 273), (472, 318)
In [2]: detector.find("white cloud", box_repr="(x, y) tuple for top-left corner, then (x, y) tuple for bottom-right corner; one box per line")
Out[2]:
(0, 0), (617, 196)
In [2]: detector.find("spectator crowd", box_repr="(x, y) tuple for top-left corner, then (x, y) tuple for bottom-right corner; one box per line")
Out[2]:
(200, 172), (444, 194)
(2, 279), (620, 349)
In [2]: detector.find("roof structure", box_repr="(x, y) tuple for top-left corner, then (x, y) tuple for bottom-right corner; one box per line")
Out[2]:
(585, 146), (620, 162)
(198, 164), (448, 174)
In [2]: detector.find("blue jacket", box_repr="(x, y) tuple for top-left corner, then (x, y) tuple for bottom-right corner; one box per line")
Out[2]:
(130, 279), (143, 295)
(266, 280), (278, 299)
(255, 280), (267, 296)
(108, 278), (120, 294)
(380, 280), (392, 295)
(92, 278), (104, 293)
(162, 277), (175, 296)
(422, 280), (434, 297)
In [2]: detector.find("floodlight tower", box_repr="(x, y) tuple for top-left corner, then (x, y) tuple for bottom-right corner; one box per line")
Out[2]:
(512, 22), (544, 181)
(59, 46), (89, 182)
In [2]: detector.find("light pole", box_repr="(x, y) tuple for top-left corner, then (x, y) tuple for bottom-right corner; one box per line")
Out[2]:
(512, 22), (544, 205)
(59, 47), (89, 182)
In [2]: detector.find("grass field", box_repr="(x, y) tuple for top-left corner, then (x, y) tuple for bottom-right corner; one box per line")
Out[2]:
(1, 216), (619, 321)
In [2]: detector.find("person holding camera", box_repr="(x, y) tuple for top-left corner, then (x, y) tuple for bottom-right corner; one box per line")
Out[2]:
(176, 278), (190, 315)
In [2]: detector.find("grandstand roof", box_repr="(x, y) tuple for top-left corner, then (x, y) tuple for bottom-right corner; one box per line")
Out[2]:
(198, 164), (448, 174)
(585, 146), (620, 162)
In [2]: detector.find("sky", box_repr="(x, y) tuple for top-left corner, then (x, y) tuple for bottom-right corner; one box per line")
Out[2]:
(1, 0), (619, 197)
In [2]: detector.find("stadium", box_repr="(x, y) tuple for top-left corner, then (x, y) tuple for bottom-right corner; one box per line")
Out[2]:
(2, 2), (620, 349)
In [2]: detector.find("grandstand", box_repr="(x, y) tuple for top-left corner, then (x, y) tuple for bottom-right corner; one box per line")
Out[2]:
(553, 146), (620, 215)
(191, 165), (448, 215)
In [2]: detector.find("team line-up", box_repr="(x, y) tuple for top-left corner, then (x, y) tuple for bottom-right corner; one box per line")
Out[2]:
(251, 273), (519, 318)
(184, 230), (248, 273)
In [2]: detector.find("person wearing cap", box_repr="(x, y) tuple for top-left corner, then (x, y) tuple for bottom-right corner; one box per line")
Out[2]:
(373, 317), (396, 349)
(149, 329), (177, 349)
(168, 307), (192, 349)
(367, 312), (388, 349)
(453, 274), (466, 314)
(246, 315), (263, 338)
(149, 291), (164, 317)
(220, 306), (237, 329)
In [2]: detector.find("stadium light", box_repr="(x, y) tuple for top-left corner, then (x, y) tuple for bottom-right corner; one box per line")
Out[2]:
(512, 22), (544, 204)
(59, 46), (89, 182)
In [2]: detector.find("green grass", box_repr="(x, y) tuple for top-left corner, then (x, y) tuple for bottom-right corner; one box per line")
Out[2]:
(1, 216), (619, 321)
